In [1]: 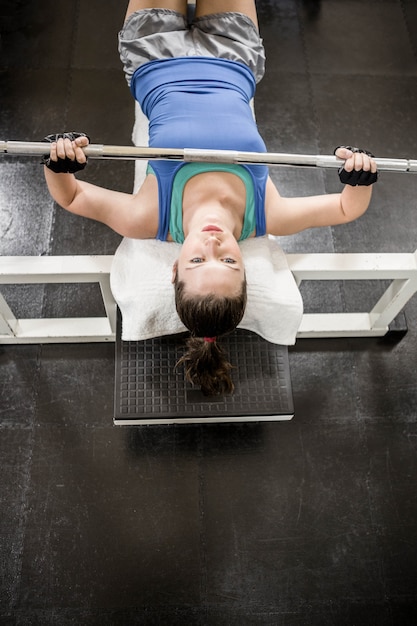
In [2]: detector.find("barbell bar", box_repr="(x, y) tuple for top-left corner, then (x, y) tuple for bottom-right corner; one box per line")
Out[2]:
(1, 140), (416, 172)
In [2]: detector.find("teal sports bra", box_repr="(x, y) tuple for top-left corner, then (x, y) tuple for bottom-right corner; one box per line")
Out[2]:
(147, 162), (259, 243)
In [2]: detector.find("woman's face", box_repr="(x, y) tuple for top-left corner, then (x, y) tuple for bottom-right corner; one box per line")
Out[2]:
(172, 226), (245, 297)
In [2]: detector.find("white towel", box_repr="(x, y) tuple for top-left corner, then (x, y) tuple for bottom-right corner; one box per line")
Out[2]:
(110, 102), (303, 344)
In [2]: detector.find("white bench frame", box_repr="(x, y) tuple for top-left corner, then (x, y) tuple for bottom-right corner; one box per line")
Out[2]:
(1, 251), (416, 343)
(0, 256), (115, 343)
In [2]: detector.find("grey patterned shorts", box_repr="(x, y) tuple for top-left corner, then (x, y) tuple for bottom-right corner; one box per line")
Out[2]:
(118, 8), (266, 86)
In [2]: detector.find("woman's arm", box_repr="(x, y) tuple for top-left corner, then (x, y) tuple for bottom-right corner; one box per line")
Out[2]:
(265, 147), (377, 236)
(43, 134), (157, 238)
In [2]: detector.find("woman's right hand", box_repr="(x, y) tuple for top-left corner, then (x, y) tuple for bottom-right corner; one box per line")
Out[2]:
(334, 145), (378, 186)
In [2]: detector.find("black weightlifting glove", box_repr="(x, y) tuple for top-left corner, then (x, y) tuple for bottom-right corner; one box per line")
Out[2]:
(334, 145), (378, 186)
(42, 132), (90, 173)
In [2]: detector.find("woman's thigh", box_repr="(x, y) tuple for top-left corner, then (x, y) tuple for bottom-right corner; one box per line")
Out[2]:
(195, 0), (258, 29)
(124, 0), (187, 23)
(119, 8), (189, 84)
(118, 2), (265, 85)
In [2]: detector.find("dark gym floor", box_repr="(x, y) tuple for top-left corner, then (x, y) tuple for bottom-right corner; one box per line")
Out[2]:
(1, 1), (417, 624)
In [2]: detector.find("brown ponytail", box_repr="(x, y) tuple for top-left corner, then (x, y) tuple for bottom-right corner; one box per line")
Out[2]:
(174, 277), (247, 396)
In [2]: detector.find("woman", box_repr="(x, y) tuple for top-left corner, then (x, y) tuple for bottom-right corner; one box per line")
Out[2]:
(43, 1), (377, 395)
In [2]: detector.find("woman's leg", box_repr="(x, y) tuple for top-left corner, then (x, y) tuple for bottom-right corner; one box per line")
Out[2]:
(119, 0), (190, 84)
(124, 0), (187, 22)
(195, 0), (258, 29)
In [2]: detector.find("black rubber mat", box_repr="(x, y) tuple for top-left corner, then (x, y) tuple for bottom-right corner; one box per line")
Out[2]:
(114, 312), (294, 424)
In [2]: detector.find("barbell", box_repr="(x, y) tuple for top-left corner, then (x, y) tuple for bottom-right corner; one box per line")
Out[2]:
(1, 140), (416, 172)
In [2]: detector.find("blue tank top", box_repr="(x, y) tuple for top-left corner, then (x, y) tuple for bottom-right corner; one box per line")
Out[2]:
(130, 57), (269, 241)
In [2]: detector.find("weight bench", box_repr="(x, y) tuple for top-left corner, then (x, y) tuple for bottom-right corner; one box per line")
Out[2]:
(114, 311), (294, 425)
(1, 249), (416, 425)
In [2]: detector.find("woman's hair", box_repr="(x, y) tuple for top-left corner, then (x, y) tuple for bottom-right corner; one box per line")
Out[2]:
(174, 276), (247, 396)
